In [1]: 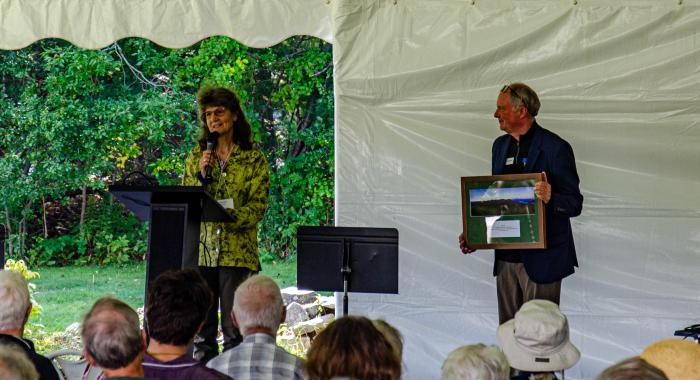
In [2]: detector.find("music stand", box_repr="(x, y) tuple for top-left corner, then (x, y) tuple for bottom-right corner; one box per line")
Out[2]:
(296, 226), (399, 316)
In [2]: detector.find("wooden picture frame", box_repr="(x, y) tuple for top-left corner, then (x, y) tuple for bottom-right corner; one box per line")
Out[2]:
(461, 173), (546, 249)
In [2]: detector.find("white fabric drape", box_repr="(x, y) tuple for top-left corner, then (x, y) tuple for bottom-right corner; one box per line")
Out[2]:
(2, 1), (700, 379)
(332, 1), (700, 379)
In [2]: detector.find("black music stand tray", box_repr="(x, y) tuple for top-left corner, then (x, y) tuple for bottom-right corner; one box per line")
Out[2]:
(109, 185), (234, 298)
(296, 226), (399, 316)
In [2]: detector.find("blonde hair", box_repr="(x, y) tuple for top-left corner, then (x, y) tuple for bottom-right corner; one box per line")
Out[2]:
(442, 344), (509, 380)
(640, 339), (700, 380)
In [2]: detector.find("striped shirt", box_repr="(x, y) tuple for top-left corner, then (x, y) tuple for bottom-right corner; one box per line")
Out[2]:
(206, 333), (306, 380)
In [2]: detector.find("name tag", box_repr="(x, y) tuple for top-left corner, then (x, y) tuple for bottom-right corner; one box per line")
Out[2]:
(218, 198), (234, 210)
(506, 157), (515, 165)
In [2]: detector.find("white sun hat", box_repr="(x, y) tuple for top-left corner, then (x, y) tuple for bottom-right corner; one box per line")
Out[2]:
(497, 299), (580, 372)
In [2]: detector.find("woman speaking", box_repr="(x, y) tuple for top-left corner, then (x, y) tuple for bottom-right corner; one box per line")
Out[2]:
(182, 87), (270, 362)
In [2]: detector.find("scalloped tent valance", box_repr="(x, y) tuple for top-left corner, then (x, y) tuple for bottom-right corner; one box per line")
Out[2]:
(0, 0), (332, 50)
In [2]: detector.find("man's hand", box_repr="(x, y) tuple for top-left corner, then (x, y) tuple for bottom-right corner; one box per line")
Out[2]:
(534, 171), (551, 204)
(458, 232), (476, 254)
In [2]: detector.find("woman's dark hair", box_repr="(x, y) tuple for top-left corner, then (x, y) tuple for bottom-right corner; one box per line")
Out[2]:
(196, 87), (253, 151)
(146, 269), (213, 346)
(305, 316), (401, 380)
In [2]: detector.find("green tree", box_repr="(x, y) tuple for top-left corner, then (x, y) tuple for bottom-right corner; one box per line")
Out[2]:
(0, 36), (334, 265)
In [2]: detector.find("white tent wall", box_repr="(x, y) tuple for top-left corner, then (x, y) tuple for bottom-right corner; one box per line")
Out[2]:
(332, 0), (700, 379)
(2, 0), (699, 379)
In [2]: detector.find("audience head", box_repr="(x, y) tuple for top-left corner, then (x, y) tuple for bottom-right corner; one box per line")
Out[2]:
(232, 275), (284, 335)
(0, 343), (39, 380)
(0, 270), (31, 333)
(146, 269), (212, 345)
(497, 299), (580, 372)
(306, 315), (401, 380)
(441, 344), (509, 380)
(596, 356), (668, 380)
(640, 338), (700, 380)
(81, 297), (144, 370)
(372, 319), (403, 361)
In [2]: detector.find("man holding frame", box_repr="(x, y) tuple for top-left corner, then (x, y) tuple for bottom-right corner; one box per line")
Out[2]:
(459, 83), (583, 324)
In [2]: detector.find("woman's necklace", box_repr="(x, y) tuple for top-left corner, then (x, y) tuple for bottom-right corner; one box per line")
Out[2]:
(216, 144), (236, 177)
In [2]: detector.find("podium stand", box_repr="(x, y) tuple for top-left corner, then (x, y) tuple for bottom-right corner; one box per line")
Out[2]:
(296, 226), (399, 316)
(109, 185), (234, 295)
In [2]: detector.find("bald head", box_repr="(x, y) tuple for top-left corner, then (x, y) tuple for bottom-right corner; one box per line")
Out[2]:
(233, 275), (284, 335)
(81, 297), (143, 370)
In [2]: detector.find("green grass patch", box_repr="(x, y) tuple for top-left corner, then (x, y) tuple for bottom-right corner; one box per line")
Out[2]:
(30, 258), (298, 335)
(32, 263), (147, 333)
(261, 255), (298, 290)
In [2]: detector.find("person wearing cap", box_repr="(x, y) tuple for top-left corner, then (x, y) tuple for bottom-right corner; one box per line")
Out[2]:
(497, 299), (580, 379)
(640, 338), (700, 380)
(459, 83), (583, 324)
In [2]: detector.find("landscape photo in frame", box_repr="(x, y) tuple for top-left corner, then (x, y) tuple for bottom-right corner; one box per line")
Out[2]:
(461, 173), (546, 249)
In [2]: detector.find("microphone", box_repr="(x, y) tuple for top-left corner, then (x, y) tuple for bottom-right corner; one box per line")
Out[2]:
(205, 132), (219, 182)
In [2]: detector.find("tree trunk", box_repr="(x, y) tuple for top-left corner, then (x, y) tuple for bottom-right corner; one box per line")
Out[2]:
(2, 206), (11, 258)
(80, 185), (87, 235)
(42, 196), (48, 238)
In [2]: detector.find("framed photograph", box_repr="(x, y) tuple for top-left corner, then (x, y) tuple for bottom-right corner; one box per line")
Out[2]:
(461, 173), (546, 249)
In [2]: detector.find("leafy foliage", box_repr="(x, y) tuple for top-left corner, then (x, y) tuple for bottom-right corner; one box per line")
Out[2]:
(0, 36), (334, 264)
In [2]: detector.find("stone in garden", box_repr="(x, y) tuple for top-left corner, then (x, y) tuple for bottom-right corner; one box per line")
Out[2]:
(319, 296), (335, 311)
(281, 286), (318, 305)
(292, 313), (335, 336)
(285, 302), (309, 326)
(303, 302), (323, 319)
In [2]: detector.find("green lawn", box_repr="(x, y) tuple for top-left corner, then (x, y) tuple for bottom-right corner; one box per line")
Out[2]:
(31, 263), (147, 333)
(31, 257), (298, 334)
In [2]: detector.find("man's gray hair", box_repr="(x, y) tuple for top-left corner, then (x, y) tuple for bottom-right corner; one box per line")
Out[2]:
(0, 343), (39, 380)
(502, 82), (541, 117)
(442, 344), (510, 380)
(233, 275), (284, 334)
(596, 356), (668, 380)
(81, 297), (142, 370)
(0, 270), (31, 331)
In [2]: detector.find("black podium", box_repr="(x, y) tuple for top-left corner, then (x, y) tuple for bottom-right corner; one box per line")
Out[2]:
(109, 185), (234, 295)
(296, 226), (399, 316)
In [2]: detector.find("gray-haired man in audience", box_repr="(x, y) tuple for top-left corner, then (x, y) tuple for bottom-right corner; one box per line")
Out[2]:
(81, 297), (147, 379)
(0, 270), (59, 380)
(207, 274), (305, 380)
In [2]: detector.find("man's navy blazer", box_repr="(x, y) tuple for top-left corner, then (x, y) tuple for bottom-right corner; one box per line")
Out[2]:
(491, 122), (583, 283)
